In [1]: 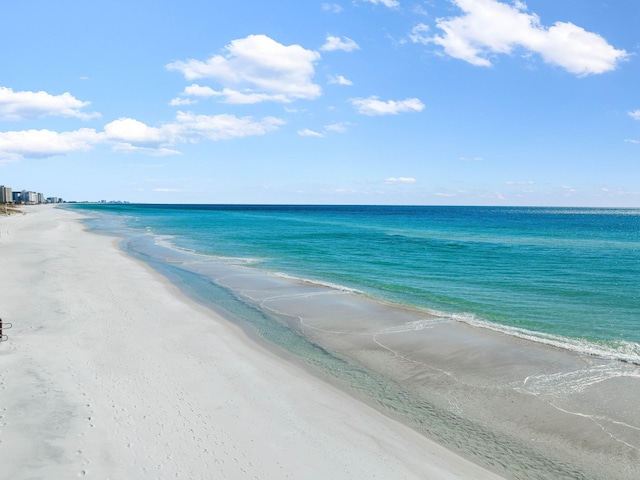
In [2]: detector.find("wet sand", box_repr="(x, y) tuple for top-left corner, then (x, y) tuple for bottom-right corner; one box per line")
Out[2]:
(168, 241), (640, 479)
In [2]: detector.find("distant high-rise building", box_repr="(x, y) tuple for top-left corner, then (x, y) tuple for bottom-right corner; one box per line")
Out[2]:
(2, 185), (61, 205)
(20, 190), (38, 204)
(0, 185), (13, 204)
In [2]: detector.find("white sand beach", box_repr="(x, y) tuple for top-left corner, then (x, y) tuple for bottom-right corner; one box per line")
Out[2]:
(0, 206), (503, 479)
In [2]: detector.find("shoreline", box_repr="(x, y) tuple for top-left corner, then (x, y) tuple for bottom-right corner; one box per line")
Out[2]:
(0, 205), (504, 478)
(107, 205), (640, 479)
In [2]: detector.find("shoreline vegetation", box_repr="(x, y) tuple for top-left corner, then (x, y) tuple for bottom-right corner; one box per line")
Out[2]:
(2, 204), (22, 215)
(0, 205), (504, 479)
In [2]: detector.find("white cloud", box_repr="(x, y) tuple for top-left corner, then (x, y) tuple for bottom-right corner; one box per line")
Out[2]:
(0, 87), (100, 121)
(298, 122), (351, 137)
(297, 128), (324, 137)
(322, 3), (344, 13)
(2, 112), (285, 161)
(385, 177), (417, 184)
(629, 110), (640, 120)
(320, 35), (360, 52)
(104, 118), (168, 145)
(328, 75), (353, 86)
(409, 24), (430, 44)
(624, 139), (639, 144)
(0, 128), (101, 162)
(423, 0), (628, 76)
(170, 84), (218, 106)
(365, 0), (400, 8)
(352, 96), (424, 115)
(459, 156), (484, 161)
(169, 98), (197, 106)
(183, 84), (220, 97)
(215, 89), (290, 104)
(175, 111), (285, 141)
(166, 34), (321, 103)
(325, 122), (350, 133)
(110, 112), (284, 145)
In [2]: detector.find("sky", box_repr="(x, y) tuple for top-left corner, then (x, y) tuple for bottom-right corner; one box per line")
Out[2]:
(1, 0), (639, 206)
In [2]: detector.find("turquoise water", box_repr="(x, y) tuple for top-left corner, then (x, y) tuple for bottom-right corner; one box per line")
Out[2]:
(71, 204), (640, 363)
(69, 203), (640, 479)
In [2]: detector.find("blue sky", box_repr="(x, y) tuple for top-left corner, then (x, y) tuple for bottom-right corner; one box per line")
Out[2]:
(1, 0), (639, 206)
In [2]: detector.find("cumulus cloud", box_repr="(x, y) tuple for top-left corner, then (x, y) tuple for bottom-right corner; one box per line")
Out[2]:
(220, 89), (291, 104)
(320, 35), (360, 52)
(104, 118), (169, 145)
(106, 112), (284, 151)
(175, 111), (285, 141)
(297, 128), (324, 137)
(419, 0), (627, 76)
(0, 87), (100, 121)
(166, 34), (321, 104)
(629, 110), (640, 120)
(0, 128), (101, 162)
(385, 177), (417, 184)
(365, 0), (400, 7)
(183, 84), (220, 97)
(169, 98), (196, 106)
(325, 122), (350, 133)
(409, 24), (430, 44)
(351, 96), (424, 115)
(328, 75), (353, 86)
(322, 3), (343, 13)
(298, 122), (351, 137)
(1, 112), (285, 160)
(174, 85), (291, 105)
(169, 85), (218, 106)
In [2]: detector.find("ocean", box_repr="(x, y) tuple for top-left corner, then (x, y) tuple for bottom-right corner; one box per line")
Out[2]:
(72, 204), (640, 360)
(68, 203), (640, 479)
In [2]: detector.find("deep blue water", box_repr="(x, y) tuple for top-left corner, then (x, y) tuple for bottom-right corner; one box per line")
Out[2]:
(70, 204), (640, 363)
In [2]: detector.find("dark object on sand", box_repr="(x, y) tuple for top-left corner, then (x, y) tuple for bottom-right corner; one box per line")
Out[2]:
(0, 317), (11, 342)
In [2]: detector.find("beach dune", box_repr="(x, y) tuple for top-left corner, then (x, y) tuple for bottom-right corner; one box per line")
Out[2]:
(0, 206), (503, 479)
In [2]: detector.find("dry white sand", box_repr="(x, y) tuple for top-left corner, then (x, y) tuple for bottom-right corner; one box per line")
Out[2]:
(0, 206), (503, 480)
